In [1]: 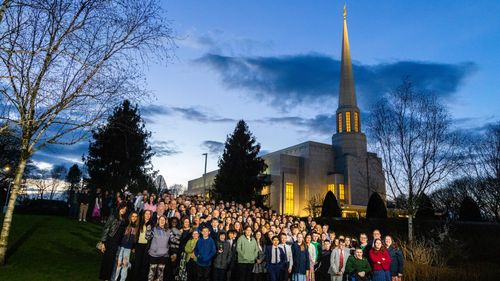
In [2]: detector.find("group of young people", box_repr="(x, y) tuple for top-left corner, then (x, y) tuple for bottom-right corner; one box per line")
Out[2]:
(96, 191), (404, 281)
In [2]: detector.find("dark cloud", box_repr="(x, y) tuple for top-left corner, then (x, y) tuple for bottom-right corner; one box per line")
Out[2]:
(142, 104), (236, 124)
(201, 140), (225, 156)
(266, 115), (335, 135)
(196, 53), (476, 109)
(151, 140), (181, 157)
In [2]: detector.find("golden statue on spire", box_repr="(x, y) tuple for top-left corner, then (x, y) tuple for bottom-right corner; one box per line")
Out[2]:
(343, 4), (346, 20)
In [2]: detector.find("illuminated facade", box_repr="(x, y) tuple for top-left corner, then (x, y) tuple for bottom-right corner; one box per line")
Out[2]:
(188, 7), (386, 217)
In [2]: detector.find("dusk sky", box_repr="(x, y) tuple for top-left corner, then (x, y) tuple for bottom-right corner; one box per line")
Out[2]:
(34, 0), (500, 187)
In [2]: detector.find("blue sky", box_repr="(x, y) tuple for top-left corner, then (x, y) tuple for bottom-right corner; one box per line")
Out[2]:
(34, 0), (500, 186)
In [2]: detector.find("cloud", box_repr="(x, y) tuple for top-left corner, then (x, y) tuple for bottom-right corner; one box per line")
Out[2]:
(265, 115), (336, 135)
(201, 140), (225, 156)
(34, 142), (87, 164)
(179, 30), (273, 55)
(196, 53), (477, 110)
(142, 104), (236, 124)
(151, 140), (181, 157)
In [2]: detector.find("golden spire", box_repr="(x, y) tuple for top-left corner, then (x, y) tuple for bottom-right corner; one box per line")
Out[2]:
(338, 3), (358, 109)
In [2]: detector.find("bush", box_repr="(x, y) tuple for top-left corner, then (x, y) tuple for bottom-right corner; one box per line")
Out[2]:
(321, 191), (341, 218)
(16, 199), (68, 216)
(366, 192), (387, 219)
(458, 196), (482, 221)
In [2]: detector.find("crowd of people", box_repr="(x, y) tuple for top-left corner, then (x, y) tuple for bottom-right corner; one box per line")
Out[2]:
(87, 190), (404, 281)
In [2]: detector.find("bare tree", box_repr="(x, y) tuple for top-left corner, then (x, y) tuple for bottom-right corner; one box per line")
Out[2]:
(31, 168), (50, 199)
(462, 122), (500, 221)
(304, 193), (324, 218)
(48, 164), (66, 200)
(369, 79), (461, 241)
(168, 183), (185, 197)
(0, 0), (174, 264)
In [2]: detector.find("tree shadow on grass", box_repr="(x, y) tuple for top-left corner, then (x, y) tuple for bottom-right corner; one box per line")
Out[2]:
(6, 219), (46, 260)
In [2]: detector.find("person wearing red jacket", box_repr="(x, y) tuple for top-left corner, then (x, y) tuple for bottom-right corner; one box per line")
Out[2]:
(369, 238), (391, 281)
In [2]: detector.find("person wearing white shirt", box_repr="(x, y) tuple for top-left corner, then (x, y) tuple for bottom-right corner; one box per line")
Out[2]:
(279, 233), (293, 281)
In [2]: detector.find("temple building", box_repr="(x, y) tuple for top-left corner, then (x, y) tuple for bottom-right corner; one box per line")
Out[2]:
(188, 7), (386, 217)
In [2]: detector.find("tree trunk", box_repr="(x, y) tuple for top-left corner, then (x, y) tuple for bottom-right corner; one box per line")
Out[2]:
(408, 213), (414, 242)
(0, 156), (27, 265)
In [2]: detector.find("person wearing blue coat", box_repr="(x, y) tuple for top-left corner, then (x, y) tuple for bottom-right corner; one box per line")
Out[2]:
(265, 236), (287, 281)
(194, 226), (217, 281)
(385, 236), (404, 281)
(291, 234), (310, 281)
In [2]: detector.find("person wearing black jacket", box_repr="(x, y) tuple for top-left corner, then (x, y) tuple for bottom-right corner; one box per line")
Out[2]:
(78, 188), (90, 222)
(226, 230), (238, 281)
(316, 240), (332, 281)
(132, 209), (153, 281)
(99, 202), (128, 281)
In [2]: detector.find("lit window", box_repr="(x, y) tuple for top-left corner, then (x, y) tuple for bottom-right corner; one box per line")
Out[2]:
(328, 184), (335, 194)
(339, 184), (345, 200)
(354, 112), (359, 132)
(346, 112), (351, 132)
(337, 113), (343, 133)
(285, 182), (294, 214)
(262, 186), (270, 195)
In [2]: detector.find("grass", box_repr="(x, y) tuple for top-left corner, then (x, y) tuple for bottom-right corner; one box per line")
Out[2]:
(0, 214), (102, 281)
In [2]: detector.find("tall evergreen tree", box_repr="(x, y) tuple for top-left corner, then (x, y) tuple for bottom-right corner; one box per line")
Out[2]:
(321, 191), (342, 218)
(366, 192), (388, 219)
(213, 120), (267, 205)
(66, 164), (82, 190)
(85, 100), (155, 193)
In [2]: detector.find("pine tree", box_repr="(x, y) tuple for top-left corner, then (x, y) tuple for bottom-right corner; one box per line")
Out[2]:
(321, 191), (342, 218)
(213, 120), (267, 205)
(66, 164), (82, 190)
(85, 100), (155, 193)
(459, 196), (482, 221)
(366, 192), (388, 219)
(415, 193), (435, 219)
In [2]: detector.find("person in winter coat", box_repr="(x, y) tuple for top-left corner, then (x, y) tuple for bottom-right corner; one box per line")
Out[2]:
(182, 230), (200, 281)
(346, 248), (372, 281)
(167, 217), (182, 280)
(369, 239), (391, 281)
(236, 226), (259, 281)
(315, 240), (332, 281)
(147, 215), (171, 281)
(194, 226), (217, 281)
(98, 202), (128, 281)
(213, 232), (231, 281)
(252, 231), (267, 281)
(384, 236), (404, 281)
(291, 233), (310, 281)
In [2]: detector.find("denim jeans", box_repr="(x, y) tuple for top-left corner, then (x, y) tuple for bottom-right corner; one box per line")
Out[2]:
(113, 247), (131, 281)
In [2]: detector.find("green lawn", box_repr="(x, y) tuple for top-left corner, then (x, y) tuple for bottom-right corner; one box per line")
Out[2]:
(0, 214), (102, 281)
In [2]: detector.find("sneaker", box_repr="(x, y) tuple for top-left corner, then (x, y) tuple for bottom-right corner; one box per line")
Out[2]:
(79, 219), (82, 222)
(83, 219), (86, 222)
